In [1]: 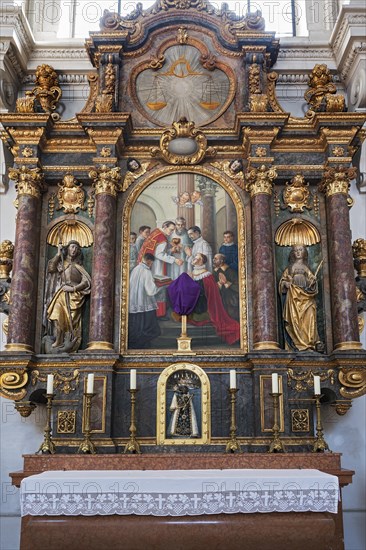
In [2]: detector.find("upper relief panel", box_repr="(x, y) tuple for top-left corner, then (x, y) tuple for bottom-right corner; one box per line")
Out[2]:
(86, 1), (280, 129)
(131, 41), (236, 127)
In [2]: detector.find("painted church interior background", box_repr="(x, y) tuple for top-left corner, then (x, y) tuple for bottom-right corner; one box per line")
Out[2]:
(0, 0), (365, 458)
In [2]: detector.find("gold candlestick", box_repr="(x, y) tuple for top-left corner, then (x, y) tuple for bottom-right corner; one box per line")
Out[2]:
(124, 389), (141, 454)
(78, 392), (96, 454)
(37, 394), (56, 454)
(225, 388), (241, 453)
(268, 392), (286, 453)
(312, 394), (330, 452)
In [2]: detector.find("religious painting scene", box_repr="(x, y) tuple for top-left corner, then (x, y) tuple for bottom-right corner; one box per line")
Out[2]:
(128, 173), (241, 350)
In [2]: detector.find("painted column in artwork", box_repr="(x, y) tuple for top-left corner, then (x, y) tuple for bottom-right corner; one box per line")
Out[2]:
(197, 176), (218, 253)
(246, 165), (280, 350)
(320, 166), (362, 350)
(177, 173), (195, 228)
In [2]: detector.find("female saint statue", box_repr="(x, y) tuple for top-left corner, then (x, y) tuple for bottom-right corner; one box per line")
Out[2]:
(279, 244), (320, 351)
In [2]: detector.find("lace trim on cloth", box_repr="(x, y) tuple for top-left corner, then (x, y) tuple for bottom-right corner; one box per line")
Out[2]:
(21, 487), (339, 517)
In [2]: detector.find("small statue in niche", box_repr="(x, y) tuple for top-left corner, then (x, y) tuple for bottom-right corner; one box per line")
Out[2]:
(279, 244), (322, 352)
(43, 241), (91, 353)
(168, 383), (199, 437)
(167, 371), (201, 438)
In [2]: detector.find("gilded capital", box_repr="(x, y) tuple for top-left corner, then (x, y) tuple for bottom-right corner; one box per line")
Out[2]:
(319, 166), (357, 197)
(89, 165), (121, 197)
(8, 165), (45, 199)
(246, 164), (277, 197)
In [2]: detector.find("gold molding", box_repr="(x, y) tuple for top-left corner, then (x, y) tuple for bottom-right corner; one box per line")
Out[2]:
(253, 341), (280, 350)
(86, 341), (115, 351)
(4, 343), (34, 353)
(334, 341), (363, 351)
(156, 363), (210, 445)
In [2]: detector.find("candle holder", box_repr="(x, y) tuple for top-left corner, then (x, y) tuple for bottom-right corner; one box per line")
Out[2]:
(78, 392), (96, 454)
(174, 314), (196, 355)
(268, 392), (286, 453)
(312, 394), (330, 453)
(225, 388), (241, 453)
(124, 389), (141, 454)
(37, 394), (56, 454)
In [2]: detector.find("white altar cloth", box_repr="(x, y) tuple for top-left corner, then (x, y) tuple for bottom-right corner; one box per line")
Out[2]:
(20, 469), (339, 517)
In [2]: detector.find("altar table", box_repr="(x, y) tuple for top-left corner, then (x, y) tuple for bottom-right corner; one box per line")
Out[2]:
(21, 468), (339, 516)
(19, 468), (342, 549)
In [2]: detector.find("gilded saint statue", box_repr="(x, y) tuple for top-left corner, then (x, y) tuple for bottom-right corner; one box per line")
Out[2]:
(44, 241), (91, 353)
(279, 244), (321, 351)
(168, 384), (199, 438)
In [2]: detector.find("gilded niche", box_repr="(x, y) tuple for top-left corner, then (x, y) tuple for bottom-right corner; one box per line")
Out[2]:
(133, 44), (235, 126)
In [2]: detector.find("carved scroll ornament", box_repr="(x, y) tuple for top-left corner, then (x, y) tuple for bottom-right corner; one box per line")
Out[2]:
(150, 118), (216, 165)
(339, 369), (366, 399)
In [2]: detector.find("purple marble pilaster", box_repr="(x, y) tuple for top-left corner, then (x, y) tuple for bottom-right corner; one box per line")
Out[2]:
(326, 193), (361, 349)
(251, 192), (279, 349)
(87, 191), (117, 351)
(6, 194), (41, 352)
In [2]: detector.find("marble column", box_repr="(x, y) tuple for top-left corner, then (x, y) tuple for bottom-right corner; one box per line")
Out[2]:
(246, 165), (280, 350)
(87, 165), (121, 351)
(5, 166), (43, 352)
(177, 173), (194, 227)
(321, 167), (362, 350)
(197, 176), (218, 252)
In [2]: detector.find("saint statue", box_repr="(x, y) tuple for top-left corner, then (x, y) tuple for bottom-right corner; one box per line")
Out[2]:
(279, 244), (320, 351)
(44, 241), (91, 353)
(168, 384), (199, 437)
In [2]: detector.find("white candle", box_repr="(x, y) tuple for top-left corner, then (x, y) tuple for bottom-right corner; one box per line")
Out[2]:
(230, 369), (236, 389)
(47, 374), (54, 395)
(271, 373), (279, 393)
(313, 375), (321, 395)
(87, 373), (94, 394)
(130, 369), (137, 390)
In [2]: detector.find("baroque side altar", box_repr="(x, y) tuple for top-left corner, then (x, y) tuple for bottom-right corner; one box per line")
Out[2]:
(0, 2), (365, 549)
